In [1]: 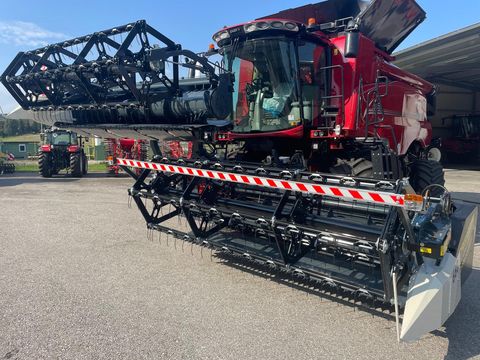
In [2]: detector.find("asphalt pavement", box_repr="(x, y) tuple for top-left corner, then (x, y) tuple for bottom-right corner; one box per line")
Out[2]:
(0, 170), (479, 359)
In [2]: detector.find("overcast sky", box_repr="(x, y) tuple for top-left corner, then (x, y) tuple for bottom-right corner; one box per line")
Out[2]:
(0, 0), (479, 113)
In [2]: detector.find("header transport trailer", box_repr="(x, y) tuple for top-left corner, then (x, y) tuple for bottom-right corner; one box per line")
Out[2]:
(2, 0), (477, 342)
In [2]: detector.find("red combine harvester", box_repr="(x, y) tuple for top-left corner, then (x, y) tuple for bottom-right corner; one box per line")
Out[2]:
(105, 138), (148, 175)
(2, 0), (477, 342)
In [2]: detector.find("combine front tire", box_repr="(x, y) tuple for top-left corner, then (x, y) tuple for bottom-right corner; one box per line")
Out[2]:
(409, 159), (445, 195)
(70, 152), (83, 177)
(330, 158), (373, 178)
(39, 152), (52, 178)
(350, 158), (374, 178)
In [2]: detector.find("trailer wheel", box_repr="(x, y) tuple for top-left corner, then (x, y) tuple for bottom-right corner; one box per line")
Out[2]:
(409, 159), (445, 195)
(70, 152), (83, 177)
(39, 152), (52, 178)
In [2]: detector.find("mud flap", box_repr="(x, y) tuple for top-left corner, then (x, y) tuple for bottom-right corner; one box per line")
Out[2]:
(400, 204), (478, 341)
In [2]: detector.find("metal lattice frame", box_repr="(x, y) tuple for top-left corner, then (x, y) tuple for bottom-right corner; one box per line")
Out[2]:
(1, 20), (218, 111)
(118, 156), (425, 305)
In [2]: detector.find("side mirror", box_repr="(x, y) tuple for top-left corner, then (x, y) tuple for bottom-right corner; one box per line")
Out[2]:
(344, 30), (359, 58)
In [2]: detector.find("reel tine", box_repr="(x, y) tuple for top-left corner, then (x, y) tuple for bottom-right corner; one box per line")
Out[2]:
(200, 240), (209, 259)
(182, 235), (187, 252)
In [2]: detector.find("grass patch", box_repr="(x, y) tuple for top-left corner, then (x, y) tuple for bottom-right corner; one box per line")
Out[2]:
(88, 162), (108, 172)
(14, 163), (39, 172)
(12, 161), (108, 173)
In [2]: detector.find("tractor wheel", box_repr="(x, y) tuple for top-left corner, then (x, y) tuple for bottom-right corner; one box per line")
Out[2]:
(409, 159), (445, 196)
(39, 152), (52, 178)
(330, 158), (373, 178)
(82, 153), (88, 175)
(70, 152), (83, 177)
(349, 158), (374, 178)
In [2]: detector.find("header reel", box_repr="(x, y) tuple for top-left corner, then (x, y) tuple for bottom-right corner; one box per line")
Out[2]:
(1, 20), (233, 128)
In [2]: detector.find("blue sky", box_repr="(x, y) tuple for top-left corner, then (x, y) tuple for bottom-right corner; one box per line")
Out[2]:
(0, 0), (479, 112)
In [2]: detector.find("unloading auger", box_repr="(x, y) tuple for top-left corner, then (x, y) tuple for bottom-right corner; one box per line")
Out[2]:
(2, 0), (478, 342)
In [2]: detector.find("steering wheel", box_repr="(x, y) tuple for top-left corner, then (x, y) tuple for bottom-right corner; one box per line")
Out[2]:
(245, 78), (264, 97)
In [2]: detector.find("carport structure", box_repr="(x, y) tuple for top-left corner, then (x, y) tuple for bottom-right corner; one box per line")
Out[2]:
(394, 23), (480, 139)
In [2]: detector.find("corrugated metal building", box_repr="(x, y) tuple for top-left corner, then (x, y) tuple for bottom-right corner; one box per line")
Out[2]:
(394, 23), (480, 139)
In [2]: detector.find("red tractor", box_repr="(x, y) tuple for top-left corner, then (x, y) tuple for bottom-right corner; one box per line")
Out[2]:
(38, 128), (88, 178)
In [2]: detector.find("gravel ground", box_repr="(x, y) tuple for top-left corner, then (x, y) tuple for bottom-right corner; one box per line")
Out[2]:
(0, 170), (479, 359)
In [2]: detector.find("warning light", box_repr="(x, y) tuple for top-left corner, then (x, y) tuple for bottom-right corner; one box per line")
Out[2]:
(308, 18), (317, 26)
(209, 43), (215, 51)
(404, 193), (424, 212)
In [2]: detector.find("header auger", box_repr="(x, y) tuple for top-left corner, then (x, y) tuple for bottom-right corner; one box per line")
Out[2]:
(2, 0), (478, 342)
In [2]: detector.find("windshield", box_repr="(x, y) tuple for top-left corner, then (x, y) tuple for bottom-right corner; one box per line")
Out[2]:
(48, 132), (74, 145)
(224, 38), (298, 133)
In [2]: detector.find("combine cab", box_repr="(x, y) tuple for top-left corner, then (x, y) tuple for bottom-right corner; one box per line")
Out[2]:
(38, 128), (88, 177)
(2, 0), (478, 342)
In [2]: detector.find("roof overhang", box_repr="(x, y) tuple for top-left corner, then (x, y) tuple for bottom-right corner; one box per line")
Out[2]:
(394, 23), (480, 92)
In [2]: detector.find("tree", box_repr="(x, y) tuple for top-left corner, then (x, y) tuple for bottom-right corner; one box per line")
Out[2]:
(1, 119), (41, 137)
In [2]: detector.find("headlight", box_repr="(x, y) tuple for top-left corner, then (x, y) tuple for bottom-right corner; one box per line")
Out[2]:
(256, 22), (269, 30)
(334, 125), (342, 136)
(271, 21), (284, 29)
(242, 20), (299, 34)
(244, 23), (257, 33)
(213, 30), (230, 43)
(284, 22), (298, 31)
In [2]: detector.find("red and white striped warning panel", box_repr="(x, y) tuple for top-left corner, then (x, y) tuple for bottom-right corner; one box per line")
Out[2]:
(118, 158), (407, 207)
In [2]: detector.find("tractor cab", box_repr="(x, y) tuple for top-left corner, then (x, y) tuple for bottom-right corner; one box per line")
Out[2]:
(43, 129), (78, 148)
